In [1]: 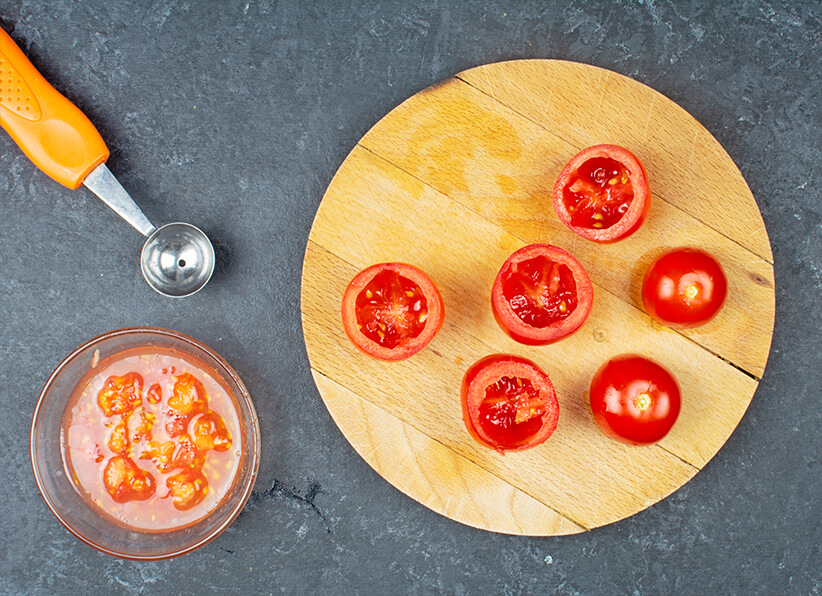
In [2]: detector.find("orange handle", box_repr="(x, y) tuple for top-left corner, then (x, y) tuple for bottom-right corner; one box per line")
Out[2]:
(0, 28), (109, 189)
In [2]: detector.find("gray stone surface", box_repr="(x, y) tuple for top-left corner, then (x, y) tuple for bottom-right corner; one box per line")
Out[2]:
(0, 0), (820, 593)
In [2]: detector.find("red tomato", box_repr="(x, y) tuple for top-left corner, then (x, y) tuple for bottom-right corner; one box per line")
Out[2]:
(461, 354), (559, 453)
(589, 354), (681, 446)
(552, 144), (650, 243)
(341, 263), (444, 361)
(491, 244), (593, 345)
(642, 248), (728, 328)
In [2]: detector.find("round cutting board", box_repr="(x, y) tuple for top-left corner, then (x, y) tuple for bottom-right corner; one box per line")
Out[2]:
(301, 60), (775, 535)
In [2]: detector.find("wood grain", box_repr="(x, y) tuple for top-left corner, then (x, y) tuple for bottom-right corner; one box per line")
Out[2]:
(301, 60), (775, 535)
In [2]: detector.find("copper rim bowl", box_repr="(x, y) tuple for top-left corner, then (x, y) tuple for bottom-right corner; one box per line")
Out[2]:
(30, 327), (261, 560)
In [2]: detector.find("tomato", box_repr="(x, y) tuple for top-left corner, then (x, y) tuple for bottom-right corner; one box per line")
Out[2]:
(341, 262), (445, 361)
(147, 383), (162, 404)
(552, 144), (650, 243)
(131, 408), (155, 442)
(461, 354), (559, 453)
(589, 354), (681, 446)
(642, 248), (728, 328)
(491, 244), (593, 345)
(165, 372), (209, 436)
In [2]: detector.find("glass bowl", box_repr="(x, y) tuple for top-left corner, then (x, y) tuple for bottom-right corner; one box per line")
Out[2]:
(30, 327), (260, 560)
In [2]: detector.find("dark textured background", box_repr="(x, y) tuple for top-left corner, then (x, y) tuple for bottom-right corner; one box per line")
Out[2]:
(1, 1), (820, 593)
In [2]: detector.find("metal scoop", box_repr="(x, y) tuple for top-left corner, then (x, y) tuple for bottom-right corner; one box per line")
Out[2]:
(1, 28), (215, 297)
(83, 164), (214, 297)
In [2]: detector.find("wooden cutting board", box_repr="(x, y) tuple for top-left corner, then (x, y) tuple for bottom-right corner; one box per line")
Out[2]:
(300, 60), (775, 535)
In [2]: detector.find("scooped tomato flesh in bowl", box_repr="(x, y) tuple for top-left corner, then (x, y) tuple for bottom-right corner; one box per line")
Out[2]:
(341, 262), (444, 361)
(552, 144), (650, 243)
(64, 349), (242, 529)
(491, 244), (593, 345)
(461, 354), (559, 454)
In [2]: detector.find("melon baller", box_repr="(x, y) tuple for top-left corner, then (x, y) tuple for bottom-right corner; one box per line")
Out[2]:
(0, 28), (214, 297)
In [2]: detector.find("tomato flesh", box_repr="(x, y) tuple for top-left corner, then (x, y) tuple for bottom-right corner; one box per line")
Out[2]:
(462, 355), (559, 453)
(563, 157), (633, 230)
(477, 376), (548, 449)
(642, 248), (728, 328)
(98, 372), (143, 417)
(501, 255), (578, 328)
(103, 455), (156, 503)
(552, 145), (650, 243)
(192, 411), (232, 452)
(589, 354), (681, 445)
(168, 372), (208, 416)
(355, 269), (428, 349)
(166, 468), (208, 511)
(342, 263), (444, 361)
(492, 244), (593, 345)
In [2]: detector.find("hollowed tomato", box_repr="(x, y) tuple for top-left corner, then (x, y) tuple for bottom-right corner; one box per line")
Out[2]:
(552, 144), (650, 243)
(642, 248), (728, 329)
(341, 262), (445, 361)
(589, 354), (681, 446)
(491, 244), (593, 345)
(461, 354), (559, 454)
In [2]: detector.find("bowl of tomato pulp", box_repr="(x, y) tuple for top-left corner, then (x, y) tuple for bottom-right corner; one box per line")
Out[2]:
(30, 327), (261, 560)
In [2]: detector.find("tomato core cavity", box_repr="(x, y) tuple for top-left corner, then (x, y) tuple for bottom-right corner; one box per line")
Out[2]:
(355, 269), (428, 349)
(501, 255), (578, 328)
(563, 156), (634, 230)
(478, 375), (548, 448)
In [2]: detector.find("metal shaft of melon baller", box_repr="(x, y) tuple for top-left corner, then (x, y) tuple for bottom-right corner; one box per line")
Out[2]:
(83, 164), (156, 237)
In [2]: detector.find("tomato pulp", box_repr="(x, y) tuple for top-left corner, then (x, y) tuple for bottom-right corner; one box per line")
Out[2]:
(63, 348), (242, 530)
(342, 263), (444, 361)
(461, 354), (559, 453)
(642, 248), (728, 328)
(552, 144), (650, 243)
(491, 244), (593, 345)
(589, 354), (681, 446)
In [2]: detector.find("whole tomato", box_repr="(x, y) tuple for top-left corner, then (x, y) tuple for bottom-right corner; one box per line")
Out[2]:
(642, 248), (728, 328)
(589, 354), (681, 446)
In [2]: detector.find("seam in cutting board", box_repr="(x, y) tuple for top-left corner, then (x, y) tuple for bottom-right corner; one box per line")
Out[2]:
(353, 145), (766, 381)
(310, 368), (590, 533)
(453, 72), (775, 267)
